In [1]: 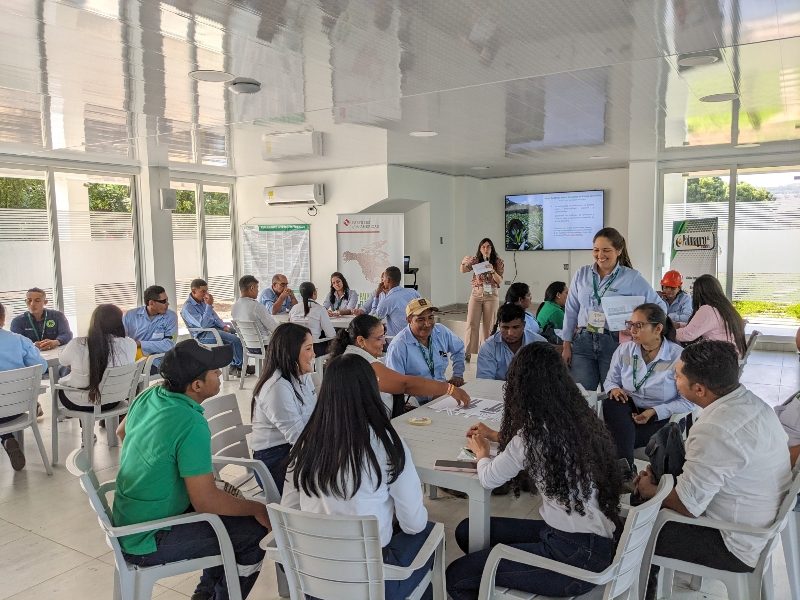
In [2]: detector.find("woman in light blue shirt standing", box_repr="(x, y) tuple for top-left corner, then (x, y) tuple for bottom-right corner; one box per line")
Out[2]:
(561, 228), (665, 391)
(602, 303), (694, 468)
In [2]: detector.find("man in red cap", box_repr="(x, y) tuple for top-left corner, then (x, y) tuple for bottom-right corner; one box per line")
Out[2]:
(659, 270), (693, 325)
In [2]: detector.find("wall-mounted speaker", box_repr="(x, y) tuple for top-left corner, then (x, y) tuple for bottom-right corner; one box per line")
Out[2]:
(160, 188), (177, 211)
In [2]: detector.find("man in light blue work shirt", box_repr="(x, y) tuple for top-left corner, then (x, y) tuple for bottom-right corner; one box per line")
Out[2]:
(385, 298), (465, 405)
(123, 285), (178, 366)
(257, 273), (298, 315)
(0, 302), (49, 471)
(478, 304), (546, 381)
(181, 278), (244, 377)
(371, 266), (420, 337)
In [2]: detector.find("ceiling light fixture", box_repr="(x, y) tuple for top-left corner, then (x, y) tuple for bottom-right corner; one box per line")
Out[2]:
(188, 69), (234, 82)
(409, 131), (438, 137)
(227, 77), (262, 94)
(677, 53), (720, 68)
(734, 143), (761, 149)
(700, 92), (739, 102)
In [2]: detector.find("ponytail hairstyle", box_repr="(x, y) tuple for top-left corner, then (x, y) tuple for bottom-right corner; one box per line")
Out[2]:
(593, 227), (632, 269)
(537, 281), (567, 316)
(329, 314), (383, 358)
(86, 304), (126, 404)
(634, 303), (676, 343)
(252, 323), (311, 416)
(298, 281), (316, 317)
(474, 237), (500, 268)
(690, 274), (747, 356)
(504, 282), (530, 305)
(328, 272), (351, 306)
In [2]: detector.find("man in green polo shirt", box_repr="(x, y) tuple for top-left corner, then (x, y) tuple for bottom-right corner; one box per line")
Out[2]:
(113, 339), (269, 600)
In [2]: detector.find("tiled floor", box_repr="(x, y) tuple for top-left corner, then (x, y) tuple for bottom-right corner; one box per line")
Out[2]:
(0, 350), (798, 599)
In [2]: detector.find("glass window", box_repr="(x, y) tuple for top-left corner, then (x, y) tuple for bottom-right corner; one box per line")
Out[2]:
(171, 182), (201, 325)
(203, 185), (234, 321)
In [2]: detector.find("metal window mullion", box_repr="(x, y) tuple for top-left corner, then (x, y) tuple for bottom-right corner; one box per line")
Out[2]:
(725, 167), (737, 298)
(228, 184), (239, 300)
(197, 183), (208, 281)
(129, 174), (144, 304)
(44, 167), (64, 311)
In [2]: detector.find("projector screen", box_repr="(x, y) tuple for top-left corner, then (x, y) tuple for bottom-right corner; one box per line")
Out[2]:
(505, 190), (604, 251)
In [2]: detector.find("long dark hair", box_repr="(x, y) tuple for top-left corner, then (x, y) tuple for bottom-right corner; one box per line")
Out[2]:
(298, 281), (316, 317)
(634, 303), (676, 343)
(252, 323), (311, 416)
(593, 227), (632, 269)
(536, 281), (567, 316)
(690, 274), (747, 355)
(501, 343), (622, 530)
(328, 272), (351, 306)
(289, 354), (406, 499)
(505, 282), (530, 305)
(474, 237), (500, 268)
(329, 314), (383, 358)
(86, 304), (126, 404)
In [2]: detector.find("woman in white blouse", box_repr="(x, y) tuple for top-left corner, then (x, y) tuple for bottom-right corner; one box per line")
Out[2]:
(251, 323), (316, 495)
(288, 281), (336, 356)
(282, 353), (435, 600)
(322, 271), (359, 315)
(446, 342), (621, 600)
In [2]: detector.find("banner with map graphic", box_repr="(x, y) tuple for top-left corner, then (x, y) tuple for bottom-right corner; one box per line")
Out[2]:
(669, 217), (718, 293)
(337, 214), (404, 301)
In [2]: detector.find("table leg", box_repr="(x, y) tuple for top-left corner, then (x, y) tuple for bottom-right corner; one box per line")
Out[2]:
(467, 487), (492, 552)
(428, 484), (439, 500)
(50, 369), (59, 465)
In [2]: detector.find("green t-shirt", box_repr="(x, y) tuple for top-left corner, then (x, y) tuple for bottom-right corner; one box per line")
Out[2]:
(112, 386), (213, 555)
(536, 300), (565, 331)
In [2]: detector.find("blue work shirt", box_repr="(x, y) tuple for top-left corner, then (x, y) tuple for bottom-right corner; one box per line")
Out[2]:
(123, 307), (178, 355)
(360, 291), (386, 314)
(385, 323), (465, 404)
(562, 264), (666, 342)
(257, 287), (293, 314)
(371, 286), (421, 337)
(0, 328), (49, 373)
(665, 291), (693, 325)
(524, 311), (541, 335)
(603, 339), (694, 421)
(10, 310), (73, 346)
(477, 329), (546, 381)
(181, 295), (226, 331)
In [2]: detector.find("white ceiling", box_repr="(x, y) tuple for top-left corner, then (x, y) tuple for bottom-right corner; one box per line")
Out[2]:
(0, 0), (799, 178)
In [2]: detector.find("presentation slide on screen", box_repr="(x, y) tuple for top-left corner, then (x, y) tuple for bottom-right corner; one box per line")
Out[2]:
(505, 190), (603, 251)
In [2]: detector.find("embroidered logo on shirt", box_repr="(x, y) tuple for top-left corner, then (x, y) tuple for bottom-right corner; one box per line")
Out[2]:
(45, 319), (56, 328)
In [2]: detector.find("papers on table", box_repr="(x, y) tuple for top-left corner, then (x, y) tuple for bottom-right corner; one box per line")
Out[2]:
(600, 295), (644, 331)
(428, 396), (504, 422)
(470, 261), (493, 275)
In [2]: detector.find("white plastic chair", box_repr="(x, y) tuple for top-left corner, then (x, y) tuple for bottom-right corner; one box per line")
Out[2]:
(576, 382), (602, 417)
(0, 365), (52, 475)
(780, 390), (800, 600)
(136, 352), (165, 393)
(642, 463), (800, 600)
(231, 320), (269, 390)
(188, 328), (231, 381)
(264, 503), (446, 600)
(477, 476), (673, 600)
(738, 330), (761, 377)
(53, 360), (145, 467)
(66, 448), (243, 600)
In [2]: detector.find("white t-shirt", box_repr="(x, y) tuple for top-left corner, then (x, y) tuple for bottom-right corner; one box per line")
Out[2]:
(251, 369), (317, 451)
(58, 336), (138, 406)
(282, 435), (427, 547)
(288, 301), (336, 341)
(231, 296), (278, 339)
(343, 345), (393, 415)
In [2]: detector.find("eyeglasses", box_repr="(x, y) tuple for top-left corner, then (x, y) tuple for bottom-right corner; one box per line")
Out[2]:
(153, 298), (169, 305)
(625, 320), (658, 331)
(369, 334), (386, 341)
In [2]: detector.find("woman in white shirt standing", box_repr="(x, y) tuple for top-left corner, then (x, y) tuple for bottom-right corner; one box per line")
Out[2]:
(446, 342), (621, 600)
(289, 281), (336, 356)
(322, 271), (358, 315)
(251, 323), (316, 495)
(282, 353), (434, 600)
(58, 304), (137, 415)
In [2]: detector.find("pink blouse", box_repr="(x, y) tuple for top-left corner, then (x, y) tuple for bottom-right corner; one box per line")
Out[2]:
(676, 305), (741, 356)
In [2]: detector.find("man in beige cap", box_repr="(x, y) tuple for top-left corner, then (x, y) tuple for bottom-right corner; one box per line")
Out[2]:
(385, 298), (466, 405)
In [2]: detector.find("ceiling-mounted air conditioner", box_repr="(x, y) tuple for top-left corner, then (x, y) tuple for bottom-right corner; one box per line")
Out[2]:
(265, 184), (325, 206)
(262, 131), (323, 160)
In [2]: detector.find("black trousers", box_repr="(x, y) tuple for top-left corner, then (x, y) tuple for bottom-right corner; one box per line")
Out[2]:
(655, 522), (753, 572)
(602, 397), (668, 465)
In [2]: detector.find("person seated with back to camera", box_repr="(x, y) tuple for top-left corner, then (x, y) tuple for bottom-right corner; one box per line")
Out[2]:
(504, 282), (541, 335)
(282, 353), (436, 600)
(478, 303), (546, 381)
(354, 270), (388, 316)
(288, 281), (336, 357)
(181, 278), (246, 377)
(257, 273), (298, 315)
(658, 270), (693, 325)
(123, 285), (178, 371)
(602, 303), (694, 471)
(369, 266), (420, 337)
(385, 298), (465, 406)
(323, 271), (359, 316)
(634, 340), (791, 599)
(230, 275), (278, 345)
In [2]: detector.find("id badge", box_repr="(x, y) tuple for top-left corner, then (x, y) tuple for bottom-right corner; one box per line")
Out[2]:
(483, 283), (493, 295)
(587, 310), (606, 334)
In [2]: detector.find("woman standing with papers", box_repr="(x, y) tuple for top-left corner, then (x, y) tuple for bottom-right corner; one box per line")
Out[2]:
(561, 228), (665, 391)
(460, 238), (504, 361)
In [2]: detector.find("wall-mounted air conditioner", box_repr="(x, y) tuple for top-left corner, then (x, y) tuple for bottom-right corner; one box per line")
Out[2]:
(265, 184), (325, 206)
(262, 131), (323, 160)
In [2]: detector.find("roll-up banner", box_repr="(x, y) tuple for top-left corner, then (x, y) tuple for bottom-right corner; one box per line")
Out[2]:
(337, 214), (404, 302)
(669, 217), (719, 292)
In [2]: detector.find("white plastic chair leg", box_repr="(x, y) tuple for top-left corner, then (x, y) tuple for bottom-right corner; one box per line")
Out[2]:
(30, 422), (53, 476)
(106, 415), (119, 447)
(239, 359), (247, 390)
(660, 567), (675, 599)
(82, 414), (95, 469)
(782, 513), (800, 600)
(113, 568), (123, 600)
(276, 565), (289, 598)
(761, 560), (775, 600)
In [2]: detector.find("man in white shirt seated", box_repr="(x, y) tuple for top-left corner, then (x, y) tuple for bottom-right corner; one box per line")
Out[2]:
(231, 275), (278, 347)
(635, 340), (791, 594)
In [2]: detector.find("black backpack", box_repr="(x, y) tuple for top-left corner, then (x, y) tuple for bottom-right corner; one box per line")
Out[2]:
(630, 422), (686, 505)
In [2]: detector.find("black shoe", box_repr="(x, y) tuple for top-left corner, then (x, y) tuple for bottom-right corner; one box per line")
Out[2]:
(491, 482), (511, 496)
(618, 458), (636, 493)
(36, 402), (44, 419)
(229, 366), (242, 378)
(246, 365), (256, 375)
(3, 437), (26, 471)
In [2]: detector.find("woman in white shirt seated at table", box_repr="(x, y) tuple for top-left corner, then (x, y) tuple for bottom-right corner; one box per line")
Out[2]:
(603, 302), (694, 470)
(288, 281), (336, 356)
(322, 271), (358, 315)
(58, 304), (137, 417)
(282, 353), (436, 600)
(446, 342), (621, 600)
(251, 322), (316, 495)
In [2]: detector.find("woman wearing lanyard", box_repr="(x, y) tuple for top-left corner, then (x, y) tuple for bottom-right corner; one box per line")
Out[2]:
(323, 271), (358, 316)
(602, 303), (694, 469)
(561, 227), (665, 391)
(460, 238), (504, 361)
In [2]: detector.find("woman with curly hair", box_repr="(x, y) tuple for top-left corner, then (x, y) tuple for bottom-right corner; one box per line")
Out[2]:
(446, 342), (622, 599)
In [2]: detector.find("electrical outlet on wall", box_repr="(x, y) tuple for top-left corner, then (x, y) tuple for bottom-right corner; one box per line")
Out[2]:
(563, 263), (569, 270)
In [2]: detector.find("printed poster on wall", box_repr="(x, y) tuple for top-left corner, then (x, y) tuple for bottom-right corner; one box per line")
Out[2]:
(241, 224), (310, 290)
(669, 217), (718, 292)
(337, 214), (404, 301)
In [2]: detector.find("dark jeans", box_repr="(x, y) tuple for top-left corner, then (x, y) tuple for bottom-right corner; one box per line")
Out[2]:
(197, 330), (243, 368)
(312, 340), (329, 357)
(602, 397), (668, 466)
(58, 390), (120, 430)
(124, 514), (268, 600)
(654, 522), (753, 572)
(570, 329), (619, 391)
(253, 444), (290, 496)
(446, 517), (616, 599)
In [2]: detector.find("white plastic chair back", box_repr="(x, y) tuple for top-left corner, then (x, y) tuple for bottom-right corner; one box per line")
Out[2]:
(231, 320), (268, 389)
(738, 330), (761, 376)
(189, 327), (231, 380)
(93, 361), (145, 414)
(137, 352), (165, 393)
(576, 382), (601, 417)
(0, 365), (51, 474)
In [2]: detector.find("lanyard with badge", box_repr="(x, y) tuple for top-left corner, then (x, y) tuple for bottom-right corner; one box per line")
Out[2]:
(26, 310), (49, 341)
(587, 269), (619, 334)
(333, 294), (345, 311)
(632, 354), (658, 393)
(416, 342), (435, 378)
